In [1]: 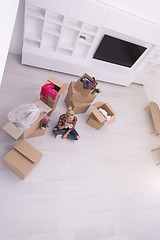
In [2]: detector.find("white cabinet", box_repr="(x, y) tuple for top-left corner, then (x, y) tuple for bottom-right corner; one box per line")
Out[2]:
(22, 0), (160, 86)
(67, 0), (107, 26)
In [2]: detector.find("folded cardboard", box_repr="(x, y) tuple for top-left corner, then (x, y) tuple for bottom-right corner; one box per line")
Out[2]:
(3, 100), (51, 140)
(65, 94), (90, 114)
(3, 140), (43, 179)
(87, 101), (116, 130)
(74, 73), (98, 97)
(40, 77), (68, 115)
(40, 94), (60, 116)
(87, 112), (104, 130)
(67, 81), (97, 103)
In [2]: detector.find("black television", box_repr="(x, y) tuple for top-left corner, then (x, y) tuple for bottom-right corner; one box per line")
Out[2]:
(93, 35), (147, 68)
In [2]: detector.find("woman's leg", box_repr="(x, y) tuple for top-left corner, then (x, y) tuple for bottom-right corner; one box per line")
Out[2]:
(67, 128), (80, 140)
(53, 128), (67, 136)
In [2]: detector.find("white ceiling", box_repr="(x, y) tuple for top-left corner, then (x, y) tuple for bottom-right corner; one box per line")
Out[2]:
(94, 0), (160, 25)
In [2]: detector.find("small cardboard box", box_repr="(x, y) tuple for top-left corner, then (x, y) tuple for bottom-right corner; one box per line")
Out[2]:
(86, 101), (116, 130)
(40, 77), (68, 114)
(3, 140), (43, 179)
(65, 94), (90, 114)
(67, 81), (97, 103)
(74, 73), (98, 97)
(3, 100), (51, 140)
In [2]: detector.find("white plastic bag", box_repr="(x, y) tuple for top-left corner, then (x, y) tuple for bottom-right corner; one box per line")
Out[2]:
(8, 103), (44, 130)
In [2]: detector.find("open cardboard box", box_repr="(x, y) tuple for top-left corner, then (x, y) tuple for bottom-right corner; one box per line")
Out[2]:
(74, 73), (98, 97)
(3, 140), (43, 179)
(2, 100), (51, 140)
(87, 101), (116, 130)
(40, 77), (68, 115)
(67, 81), (97, 103)
(65, 94), (90, 114)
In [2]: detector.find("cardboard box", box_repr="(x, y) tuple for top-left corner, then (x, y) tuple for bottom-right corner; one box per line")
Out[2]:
(74, 73), (98, 97)
(86, 101), (116, 130)
(65, 94), (90, 114)
(40, 77), (68, 114)
(25, 127), (46, 139)
(3, 100), (51, 140)
(3, 140), (43, 179)
(67, 81), (97, 103)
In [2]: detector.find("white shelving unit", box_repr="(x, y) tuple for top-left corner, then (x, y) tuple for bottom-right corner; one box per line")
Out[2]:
(23, 2), (99, 60)
(22, 0), (160, 86)
(136, 46), (160, 76)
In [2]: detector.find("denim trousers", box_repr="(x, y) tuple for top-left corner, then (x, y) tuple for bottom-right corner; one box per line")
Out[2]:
(53, 127), (79, 140)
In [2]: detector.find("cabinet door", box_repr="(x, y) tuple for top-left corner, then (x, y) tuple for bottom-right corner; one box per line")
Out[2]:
(28, 0), (70, 15)
(22, 52), (55, 70)
(67, 0), (106, 26)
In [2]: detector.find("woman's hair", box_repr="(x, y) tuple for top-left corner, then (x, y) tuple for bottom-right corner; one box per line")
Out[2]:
(66, 106), (74, 117)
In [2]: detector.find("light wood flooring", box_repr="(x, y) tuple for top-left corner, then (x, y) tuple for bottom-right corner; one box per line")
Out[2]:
(1, 54), (160, 240)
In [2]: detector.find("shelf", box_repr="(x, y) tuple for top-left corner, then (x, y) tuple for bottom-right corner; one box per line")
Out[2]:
(46, 11), (64, 25)
(59, 28), (79, 50)
(24, 39), (40, 49)
(44, 22), (62, 36)
(73, 43), (90, 59)
(25, 16), (43, 38)
(41, 33), (59, 51)
(27, 4), (45, 19)
(82, 24), (98, 35)
(58, 48), (73, 56)
(64, 18), (82, 31)
(78, 32), (95, 45)
(25, 33), (41, 42)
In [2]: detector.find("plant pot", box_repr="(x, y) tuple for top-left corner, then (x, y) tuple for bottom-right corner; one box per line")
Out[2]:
(41, 126), (46, 130)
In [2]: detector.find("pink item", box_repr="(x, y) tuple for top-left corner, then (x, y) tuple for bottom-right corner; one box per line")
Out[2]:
(41, 83), (58, 101)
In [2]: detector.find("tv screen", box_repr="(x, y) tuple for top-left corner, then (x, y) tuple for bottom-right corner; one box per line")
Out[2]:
(93, 35), (147, 68)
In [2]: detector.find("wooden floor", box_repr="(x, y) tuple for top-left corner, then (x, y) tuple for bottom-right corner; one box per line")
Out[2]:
(1, 54), (160, 240)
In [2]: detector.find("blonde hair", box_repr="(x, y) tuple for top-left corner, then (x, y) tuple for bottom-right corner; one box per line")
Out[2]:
(66, 106), (74, 116)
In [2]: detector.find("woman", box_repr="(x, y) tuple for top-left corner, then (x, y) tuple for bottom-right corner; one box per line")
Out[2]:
(53, 106), (80, 140)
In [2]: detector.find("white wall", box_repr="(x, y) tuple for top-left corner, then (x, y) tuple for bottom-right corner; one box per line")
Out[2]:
(0, 0), (20, 85)
(144, 72), (160, 107)
(9, 0), (25, 55)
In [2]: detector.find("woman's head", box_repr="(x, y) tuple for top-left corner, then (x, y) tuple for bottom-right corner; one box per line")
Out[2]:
(66, 106), (74, 121)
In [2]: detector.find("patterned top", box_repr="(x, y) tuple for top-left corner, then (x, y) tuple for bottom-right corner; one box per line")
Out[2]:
(57, 114), (77, 130)
(81, 77), (96, 90)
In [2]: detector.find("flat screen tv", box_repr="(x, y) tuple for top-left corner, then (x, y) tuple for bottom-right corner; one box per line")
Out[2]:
(93, 35), (147, 68)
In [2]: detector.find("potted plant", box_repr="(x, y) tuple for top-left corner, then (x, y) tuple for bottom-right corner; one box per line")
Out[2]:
(92, 88), (101, 94)
(40, 118), (50, 129)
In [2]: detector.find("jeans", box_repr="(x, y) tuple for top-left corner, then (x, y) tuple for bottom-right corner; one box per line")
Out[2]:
(53, 127), (79, 140)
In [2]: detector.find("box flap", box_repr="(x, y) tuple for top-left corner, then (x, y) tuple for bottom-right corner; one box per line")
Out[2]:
(14, 140), (43, 163)
(36, 100), (51, 113)
(58, 83), (69, 95)
(105, 102), (116, 114)
(92, 108), (106, 123)
(48, 77), (63, 88)
(2, 122), (23, 140)
(92, 102), (104, 108)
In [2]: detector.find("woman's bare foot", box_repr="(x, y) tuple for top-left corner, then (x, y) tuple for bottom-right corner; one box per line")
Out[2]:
(62, 133), (68, 139)
(77, 136), (80, 140)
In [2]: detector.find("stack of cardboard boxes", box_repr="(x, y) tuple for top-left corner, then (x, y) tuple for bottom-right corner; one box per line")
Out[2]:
(2, 100), (52, 179)
(3, 100), (51, 140)
(65, 73), (98, 114)
(40, 77), (68, 116)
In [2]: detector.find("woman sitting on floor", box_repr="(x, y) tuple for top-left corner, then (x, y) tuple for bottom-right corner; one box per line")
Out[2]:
(53, 106), (80, 140)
